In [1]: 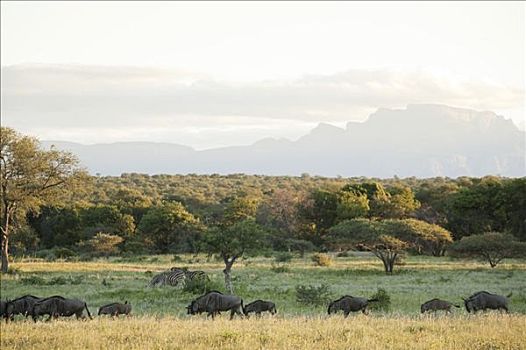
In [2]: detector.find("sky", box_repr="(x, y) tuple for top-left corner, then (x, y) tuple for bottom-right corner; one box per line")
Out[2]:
(1, 1), (524, 149)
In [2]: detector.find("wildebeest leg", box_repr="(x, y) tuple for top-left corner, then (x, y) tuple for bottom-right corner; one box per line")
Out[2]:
(362, 308), (369, 315)
(230, 309), (235, 320)
(344, 310), (350, 318)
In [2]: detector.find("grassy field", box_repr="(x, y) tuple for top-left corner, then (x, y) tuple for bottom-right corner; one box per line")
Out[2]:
(1, 253), (525, 349)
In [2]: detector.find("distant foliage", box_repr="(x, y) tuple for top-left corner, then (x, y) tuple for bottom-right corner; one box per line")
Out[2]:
(295, 284), (332, 306)
(311, 253), (333, 267)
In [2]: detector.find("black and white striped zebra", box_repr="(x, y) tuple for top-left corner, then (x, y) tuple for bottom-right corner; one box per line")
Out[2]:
(147, 270), (186, 287)
(184, 270), (208, 281)
(170, 267), (208, 282)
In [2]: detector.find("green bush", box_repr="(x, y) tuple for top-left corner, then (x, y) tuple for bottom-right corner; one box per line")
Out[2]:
(21, 275), (47, 285)
(368, 288), (391, 312)
(183, 277), (223, 295)
(295, 284), (332, 306)
(270, 263), (290, 273)
(274, 252), (294, 263)
(311, 253), (333, 267)
(54, 247), (77, 259)
(336, 251), (351, 258)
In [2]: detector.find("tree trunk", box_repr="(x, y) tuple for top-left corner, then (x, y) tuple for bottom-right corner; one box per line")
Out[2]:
(222, 256), (237, 294)
(1, 233), (8, 273)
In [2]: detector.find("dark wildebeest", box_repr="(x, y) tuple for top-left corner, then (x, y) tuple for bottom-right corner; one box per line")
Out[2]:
(243, 300), (277, 318)
(420, 298), (460, 314)
(32, 296), (93, 322)
(5, 295), (41, 321)
(1, 299), (9, 322)
(187, 291), (243, 320)
(98, 301), (132, 317)
(463, 291), (512, 313)
(328, 295), (379, 317)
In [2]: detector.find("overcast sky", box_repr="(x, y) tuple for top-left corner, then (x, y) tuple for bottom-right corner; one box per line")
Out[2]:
(1, 1), (524, 149)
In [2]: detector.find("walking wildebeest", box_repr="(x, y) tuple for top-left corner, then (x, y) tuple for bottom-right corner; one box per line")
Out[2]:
(463, 291), (512, 313)
(5, 295), (41, 321)
(1, 299), (9, 322)
(420, 298), (460, 314)
(187, 291), (243, 319)
(243, 300), (276, 318)
(32, 296), (93, 322)
(328, 295), (379, 317)
(98, 301), (132, 317)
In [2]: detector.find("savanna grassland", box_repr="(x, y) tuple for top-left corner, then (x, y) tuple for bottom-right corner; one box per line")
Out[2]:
(1, 254), (525, 349)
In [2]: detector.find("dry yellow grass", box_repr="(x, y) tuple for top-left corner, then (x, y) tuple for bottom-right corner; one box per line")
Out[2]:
(1, 314), (525, 350)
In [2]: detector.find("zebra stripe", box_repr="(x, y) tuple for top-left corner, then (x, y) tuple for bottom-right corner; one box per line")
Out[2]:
(184, 270), (207, 281)
(148, 270), (186, 287)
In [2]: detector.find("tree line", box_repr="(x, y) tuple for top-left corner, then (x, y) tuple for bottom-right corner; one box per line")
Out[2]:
(2, 127), (525, 279)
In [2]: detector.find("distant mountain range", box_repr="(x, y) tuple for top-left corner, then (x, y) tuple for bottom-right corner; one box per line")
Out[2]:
(41, 104), (525, 177)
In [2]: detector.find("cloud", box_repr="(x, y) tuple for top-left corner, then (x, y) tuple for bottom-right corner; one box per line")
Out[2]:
(1, 64), (523, 147)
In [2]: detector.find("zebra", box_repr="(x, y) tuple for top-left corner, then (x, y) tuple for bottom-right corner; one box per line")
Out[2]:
(184, 270), (208, 281)
(170, 267), (208, 282)
(147, 270), (186, 287)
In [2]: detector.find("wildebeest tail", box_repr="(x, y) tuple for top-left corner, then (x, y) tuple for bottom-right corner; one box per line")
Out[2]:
(506, 292), (513, 298)
(85, 303), (93, 320)
(453, 304), (460, 308)
(367, 298), (379, 303)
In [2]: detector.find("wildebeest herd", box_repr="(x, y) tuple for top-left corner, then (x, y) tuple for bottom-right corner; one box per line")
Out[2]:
(1, 265), (514, 322)
(1, 290), (513, 322)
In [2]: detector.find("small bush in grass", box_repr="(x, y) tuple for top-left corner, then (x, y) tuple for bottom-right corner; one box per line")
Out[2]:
(274, 252), (294, 263)
(336, 251), (351, 258)
(21, 275), (46, 285)
(296, 284), (332, 306)
(270, 263), (290, 273)
(368, 288), (391, 312)
(312, 253), (332, 267)
(183, 277), (223, 295)
(172, 254), (183, 262)
(54, 247), (77, 259)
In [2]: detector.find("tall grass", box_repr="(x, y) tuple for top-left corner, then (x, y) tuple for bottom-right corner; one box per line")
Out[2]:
(1, 315), (524, 350)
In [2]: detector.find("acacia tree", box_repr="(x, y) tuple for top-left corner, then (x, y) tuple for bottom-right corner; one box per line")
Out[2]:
(327, 219), (409, 274)
(204, 218), (267, 293)
(386, 219), (453, 256)
(450, 232), (526, 268)
(0, 127), (85, 272)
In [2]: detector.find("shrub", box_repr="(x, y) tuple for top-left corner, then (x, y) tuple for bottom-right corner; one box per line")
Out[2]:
(368, 288), (391, 312)
(183, 277), (223, 295)
(270, 263), (290, 273)
(274, 252), (294, 263)
(54, 247), (77, 259)
(336, 251), (351, 258)
(295, 284), (332, 306)
(311, 253), (333, 267)
(77, 232), (124, 257)
(172, 254), (183, 262)
(21, 275), (46, 285)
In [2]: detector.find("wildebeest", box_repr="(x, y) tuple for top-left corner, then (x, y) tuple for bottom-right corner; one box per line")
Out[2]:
(98, 301), (132, 317)
(463, 291), (512, 313)
(243, 300), (276, 318)
(420, 298), (460, 314)
(32, 296), (93, 322)
(328, 295), (379, 317)
(187, 291), (243, 319)
(5, 295), (41, 321)
(1, 300), (9, 322)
